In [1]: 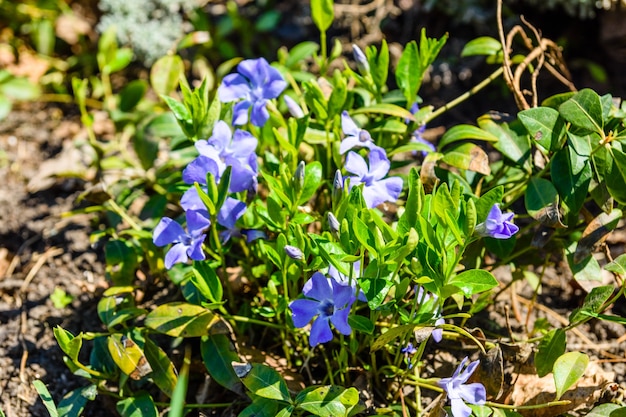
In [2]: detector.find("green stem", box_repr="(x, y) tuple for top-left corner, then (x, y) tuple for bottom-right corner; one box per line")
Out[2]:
(486, 400), (571, 410)
(106, 199), (142, 231)
(427, 66), (504, 123)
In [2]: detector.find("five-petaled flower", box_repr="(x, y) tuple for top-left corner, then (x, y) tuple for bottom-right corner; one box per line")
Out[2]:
(475, 203), (519, 239)
(185, 120), (259, 193)
(153, 210), (211, 269)
(344, 147), (403, 208)
(339, 111), (382, 154)
(289, 272), (356, 347)
(437, 357), (486, 417)
(218, 57), (287, 127)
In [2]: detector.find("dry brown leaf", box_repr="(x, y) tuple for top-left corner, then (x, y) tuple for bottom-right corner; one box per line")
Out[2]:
(509, 361), (616, 417)
(55, 13), (92, 45)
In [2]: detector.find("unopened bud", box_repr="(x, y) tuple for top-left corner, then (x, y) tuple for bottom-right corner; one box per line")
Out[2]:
(327, 212), (340, 234)
(294, 161), (305, 191)
(284, 95), (304, 118)
(284, 245), (304, 260)
(332, 170), (343, 201)
(352, 44), (370, 74)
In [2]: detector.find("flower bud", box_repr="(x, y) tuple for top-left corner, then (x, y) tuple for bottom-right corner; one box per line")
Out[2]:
(284, 245), (304, 260)
(294, 161), (305, 191)
(327, 212), (340, 234)
(332, 170), (343, 202)
(352, 44), (370, 73)
(284, 95), (304, 118)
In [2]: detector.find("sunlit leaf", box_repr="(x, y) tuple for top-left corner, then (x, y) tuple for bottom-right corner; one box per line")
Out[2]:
(241, 364), (290, 402)
(295, 385), (359, 416)
(535, 328), (566, 377)
(447, 269), (498, 297)
(518, 106), (566, 151)
(144, 302), (220, 337)
(553, 351), (588, 400)
(558, 88), (603, 134)
(116, 392), (158, 417)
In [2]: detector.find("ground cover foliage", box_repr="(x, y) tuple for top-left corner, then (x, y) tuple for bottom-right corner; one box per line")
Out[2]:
(3, 0), (626, 416)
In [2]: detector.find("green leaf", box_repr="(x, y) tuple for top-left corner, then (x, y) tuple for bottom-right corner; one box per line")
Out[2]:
(441, 143), (491, 175)
(553, 351), (588, 400)
(587, 404), (623, 417)
(605, 253), (626, 275)
(57, 385), (97, 417)
(298, 161), (323, 205)
(0, 76), (40, 101)
(53, 326), (82, 362)
(461, 36), (502, 57)
(348, 315), (374, 335)
(371, 324), (418, 351)
(295, 386), (359, 417)
(191, 262), (223, 304)
(33, 380), (59, 417)
(524, 177), (563, 227)
(606, 147), (626, 205)
(104, 239), (137, 286)
(558, 88), (603, 134)
(241, 364), (291, 402)
(551, 146), (591, 219)
(566, 240), (602, 283)
(535, 328), (566, 377)
(107, 48), (133, 73)
(116, 392), (158, 417)
(475, 186), (503, 222)
(107, 334), (152, 380)
(285, 42), (320, 69)
(119, 80), (147, 112)
(518, 106), (566, 151)
(310, 0), (334, 32)
(238, 397), (280, 417)
(447, 270), (498, 297)
(439, 124), (499, 149)
(352, 102), (414, 121)
(569, 285), (614, 324)
(144, 337), (178, 397)
(144, 302), (219, 337)
(201, 334), (243, 393)
(150, 55), (184, 97)
(478, 115), (531, 170)
(368, 40), (389, 92)
(396, 41), (419, 105)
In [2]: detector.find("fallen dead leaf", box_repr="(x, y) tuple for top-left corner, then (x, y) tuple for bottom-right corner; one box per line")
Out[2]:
(509, 360), (616, 417)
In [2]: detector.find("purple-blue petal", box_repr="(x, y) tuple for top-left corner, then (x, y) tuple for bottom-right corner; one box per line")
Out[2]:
(250, 99), (270, 127)
(344, 151), (369, 177)
(180, 187), (206, 212)
(289, 298), (320, 328)
(186, 209), (211, 235)
(303, 272), (333, 301)
(232, 100), (251, 125)
(368, 147), (391, 180)
(218, 73), (250, 102)
(231, 130), (258, 160)
(341, 111), (360, 137)
(450, 397), (472, 417)
(187, 235), (206, 261)
(309, 316), (333, 346)
(164, 243), (189, 269)
(153, 217), (185, 246)
(330, 306), (352, 336)
(217, 197), (246, 229)
(182, 155), (220, 185)
(457, 383), (487, 405)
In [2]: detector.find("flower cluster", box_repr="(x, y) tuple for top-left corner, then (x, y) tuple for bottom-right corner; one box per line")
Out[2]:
(153, 58), (289, 268)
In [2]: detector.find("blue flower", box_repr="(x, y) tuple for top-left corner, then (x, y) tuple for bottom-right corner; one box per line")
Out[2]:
(352, 44), (370, 73)
(289, 272), (356, 347)
(401, 342), (418, 369)
(437, 357), (486, 417)
(153, 209), (211, 269)
(218, 57), (287, 126)
(344, 148), (403, 208)
(217, 197), (247, 243)
(475, 204), (519, 239)
(339, 111), (382, 154)
(190, 120), (258, 193)
(327, 262), (367, 302)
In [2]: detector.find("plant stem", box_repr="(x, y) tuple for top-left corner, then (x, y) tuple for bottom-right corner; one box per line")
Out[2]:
(427, 66), (504, 123)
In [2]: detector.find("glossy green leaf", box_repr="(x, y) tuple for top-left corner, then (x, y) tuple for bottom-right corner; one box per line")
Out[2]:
(57, 385), (97, 417)
(438, 124), (499, 148)
(587, 403), (622, 417)
(535, 328), (566, 377)
(285, 42), (320, 69)
(104, 239), (137, 286)
(371, 324), (416, 351)
(310, 0), (334, 32)
(605, 253), (626, 275)
(144, 337), (177, 397)
(352, 102), (414, 121)
(558, 88), (603, 134)
(238, 397), (281, 417)
(569, 285), (614, 324)
(53, 326), (82, 362)
(298, 161), (323, 205)
(116, 392), (158, 417)
(33, 380), (59, 417)
(551, 146), (591, 218)
(396, 41), (419, 105)
(191, 262), (223, 304)
(607, 147), (626, 205)
(479, 115), (531, 170)
(150, 55), (184, 96)
(566, 240), (602, 282)
(368, 40), (389, 92)
(461, 36), (502, 57)
(525, 177), (563, 227)
(201, 334), (243, 393)
(119, 80), (147, 112)
(447, 269), (498, 297)
(554, 351), (588, 400)
(441, 143), (490, 175)
(348, 315), (374, 335)
(241, 364), (290, 402)
(295, 385), (359, 416)
(107, 48), (133, 73)
(144, 302), (219, 337)
(475, 186), (503, 222)
(518, 106), (565, 151)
